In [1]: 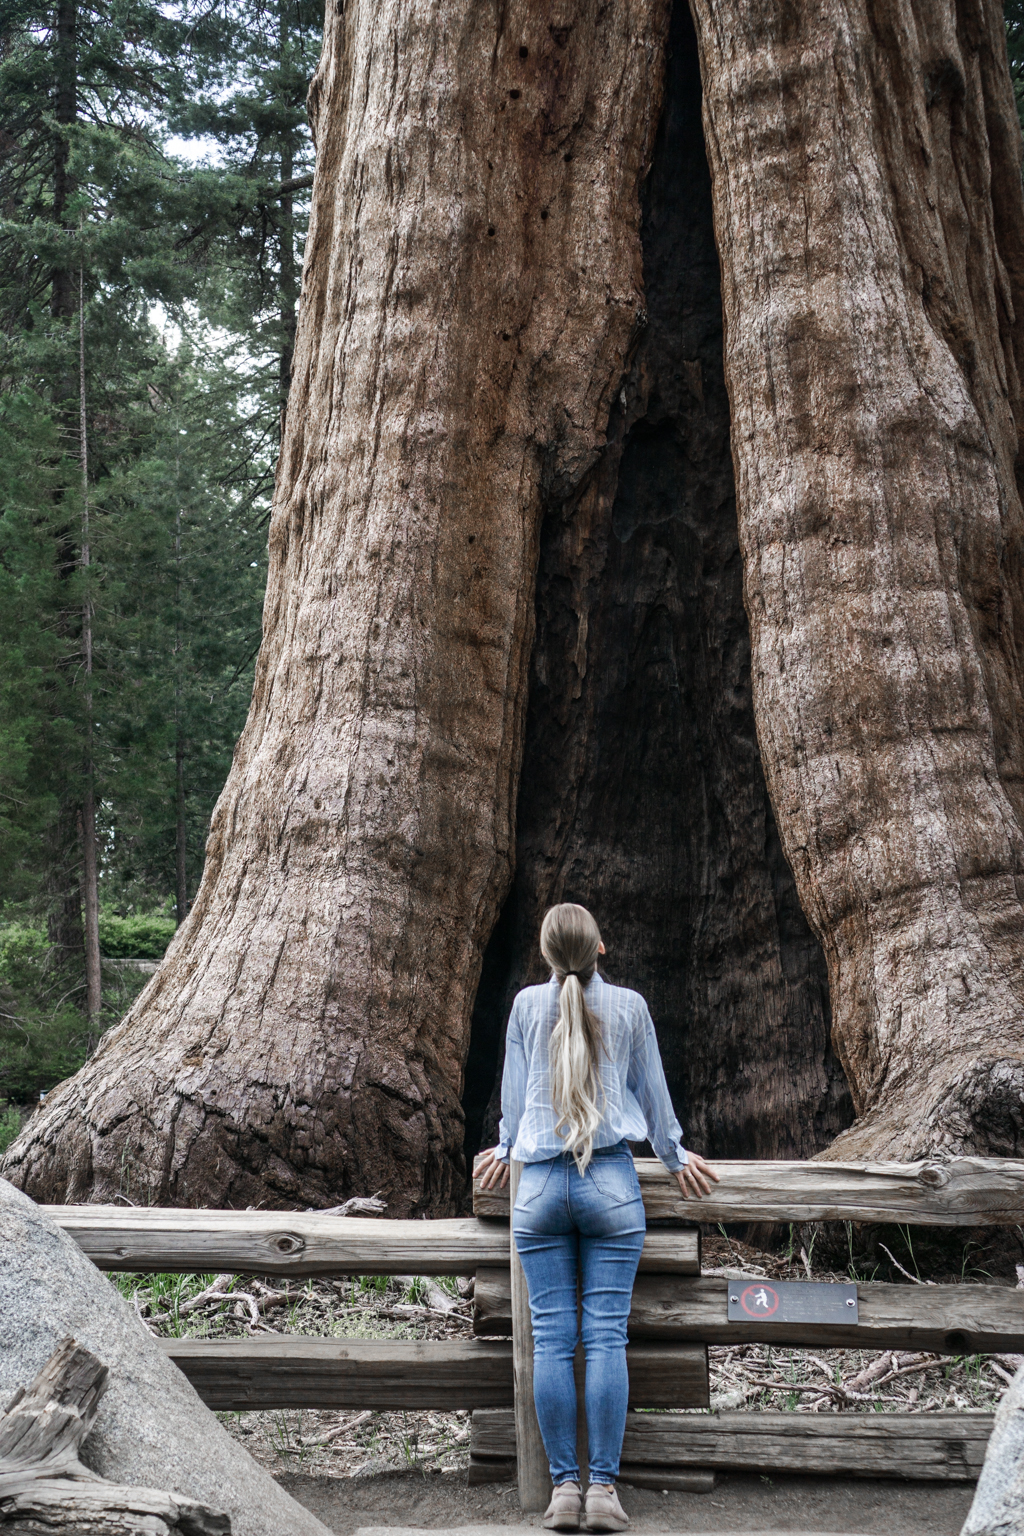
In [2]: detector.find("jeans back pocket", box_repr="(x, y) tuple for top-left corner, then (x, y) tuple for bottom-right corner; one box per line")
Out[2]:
(587, 1155), (641, 1206)
(514, 1159), (554, 1209)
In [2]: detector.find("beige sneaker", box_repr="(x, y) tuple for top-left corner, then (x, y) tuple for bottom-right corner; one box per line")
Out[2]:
(543, 1480), (582, 1532)
(585, 1481), (629, 1532)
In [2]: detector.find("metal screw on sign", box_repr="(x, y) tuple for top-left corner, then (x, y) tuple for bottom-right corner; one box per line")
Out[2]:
(730, 1295), (739, 1303)
(846, 1298), (856, 1306)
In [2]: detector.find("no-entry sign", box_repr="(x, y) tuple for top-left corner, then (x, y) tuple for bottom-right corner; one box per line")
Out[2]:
(727, 1279), (858, 1324)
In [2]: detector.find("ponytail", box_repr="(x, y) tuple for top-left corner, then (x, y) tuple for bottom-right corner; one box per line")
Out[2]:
(540, 904), (605, 1174)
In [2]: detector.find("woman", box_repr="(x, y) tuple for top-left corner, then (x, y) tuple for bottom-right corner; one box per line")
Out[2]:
(477, 903), (718, 1533)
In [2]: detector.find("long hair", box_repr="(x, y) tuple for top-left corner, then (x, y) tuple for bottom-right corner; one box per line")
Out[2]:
(540, 903), (605, 1174)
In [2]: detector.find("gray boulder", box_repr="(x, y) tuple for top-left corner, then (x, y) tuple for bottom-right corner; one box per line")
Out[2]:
(0, 1178), (330, 1536)
(962, 1362), (1024, 1536)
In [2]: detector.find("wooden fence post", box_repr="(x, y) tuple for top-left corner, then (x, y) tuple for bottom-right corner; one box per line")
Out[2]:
(510, 1160), (549, 1512)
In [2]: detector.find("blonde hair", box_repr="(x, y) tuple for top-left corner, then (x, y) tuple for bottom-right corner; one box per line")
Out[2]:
(540, 903), (605, 1174)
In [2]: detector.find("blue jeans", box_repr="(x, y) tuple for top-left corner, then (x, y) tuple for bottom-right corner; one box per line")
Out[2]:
(512, 1142), (645, 1486)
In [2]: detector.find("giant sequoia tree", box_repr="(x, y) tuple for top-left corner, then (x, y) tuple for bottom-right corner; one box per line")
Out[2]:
(6, 0), (1024, 1212)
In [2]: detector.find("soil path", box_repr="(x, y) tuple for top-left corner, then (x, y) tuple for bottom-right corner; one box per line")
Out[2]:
(279, 1469), (974, 1534)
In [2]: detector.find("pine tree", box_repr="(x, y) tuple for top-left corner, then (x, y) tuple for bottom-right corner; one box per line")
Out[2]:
(96, 343), (268, 919)
(0, 0), (187, 998)
(169, 0), (320, 422)
(0, 0), (308, 1097)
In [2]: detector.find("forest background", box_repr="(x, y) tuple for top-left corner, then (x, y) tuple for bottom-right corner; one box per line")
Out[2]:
(0, 0), (318, 1138)
(0, 0), (1022, 1151)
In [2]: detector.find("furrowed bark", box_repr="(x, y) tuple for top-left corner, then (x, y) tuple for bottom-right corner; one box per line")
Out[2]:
(689, 0), (1024, 1157)
(3, 0), (670, 1212)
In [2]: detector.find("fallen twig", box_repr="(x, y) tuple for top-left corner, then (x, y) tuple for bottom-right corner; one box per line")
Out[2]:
(376, 1303), (473, 1324)
(145, 1275), (262, 1327)
(308, 1196), (387, 1218)
(395, 1276), (463, 1314)
(299, 1409), (374, 1448)
(749, 1378), (885, 1404)
(879, 1245), (936, 1285)
(844, 1351), (893, 1393)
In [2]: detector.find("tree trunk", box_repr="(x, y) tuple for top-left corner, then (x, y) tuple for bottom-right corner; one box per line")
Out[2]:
(688, 0), (1024, 1158)
(3, 0), (672, 1212)
(175, 729), (188, 925)
(11, 0), (1021, 1208)
(44, 0), (87, 995)
(175, 501), (189, 927)
(79, 271), (102, 1032)
(45, 802), (85, 988)
(462, 2), (852, 1168)
(50, 0), (77, 321)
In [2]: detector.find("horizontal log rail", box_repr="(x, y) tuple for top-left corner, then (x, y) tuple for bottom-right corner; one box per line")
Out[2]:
(38, 1179), (1017, 1489)
(47, 1209), (698, 1276)
(472, 1269), (1024, 1355)
(470, 1408), (994, 1482)
(473, 1155), (1024, 1225)
(161, 1338), (708, 1412)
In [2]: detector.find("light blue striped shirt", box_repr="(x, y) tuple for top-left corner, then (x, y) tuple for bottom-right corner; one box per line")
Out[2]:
(495, 973), (688, 1172)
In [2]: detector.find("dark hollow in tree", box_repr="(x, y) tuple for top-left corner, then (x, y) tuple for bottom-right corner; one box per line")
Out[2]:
(462, 4), (852, 1170)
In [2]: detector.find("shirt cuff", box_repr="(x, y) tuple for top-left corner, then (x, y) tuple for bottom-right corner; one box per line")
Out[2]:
(658, 1139), (688, 1173)
(495, 1140), (512, 1164)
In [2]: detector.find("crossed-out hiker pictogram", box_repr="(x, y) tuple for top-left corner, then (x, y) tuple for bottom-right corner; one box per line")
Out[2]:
(739, 1283), (780, 1317)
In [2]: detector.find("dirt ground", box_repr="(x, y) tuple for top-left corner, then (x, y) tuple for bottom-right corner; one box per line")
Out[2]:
(276, 1466), (976, 1535)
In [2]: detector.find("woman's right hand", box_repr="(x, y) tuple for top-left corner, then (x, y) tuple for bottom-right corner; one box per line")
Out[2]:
(673, 1152), (719, 1200)
(476, 1147), (510, 1190)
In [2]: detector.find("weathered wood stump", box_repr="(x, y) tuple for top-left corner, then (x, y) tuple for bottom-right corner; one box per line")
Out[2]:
(0, 1337), (229, 1534)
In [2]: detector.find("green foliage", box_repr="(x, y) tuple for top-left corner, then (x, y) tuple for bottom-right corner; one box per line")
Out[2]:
(0, 383), (77, 901)
(0, 916), (154, 1102)
(0, 1003), (88, 1105)
(0, 924), (50, 991)
(0, 922), (88, 1100)
(0, 1104), (24, 1153)
(97, 910), (176, 959)
(167, 0), (320, 414)
(0, 0), (321, 1092)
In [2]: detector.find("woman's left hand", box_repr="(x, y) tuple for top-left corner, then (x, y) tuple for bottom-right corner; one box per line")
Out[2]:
(476, 1147), (510, 1190)
(673, 1152), (719, 1200)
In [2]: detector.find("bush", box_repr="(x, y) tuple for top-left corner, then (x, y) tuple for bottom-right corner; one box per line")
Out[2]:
(0, 1000), (89, 1105)
(0, 923), (90, 1104)
(0, 924), (49, 992)
(98, 911), (177, 959)
(0, 915), (166, 1105)
(0, 1102), (23, 1153)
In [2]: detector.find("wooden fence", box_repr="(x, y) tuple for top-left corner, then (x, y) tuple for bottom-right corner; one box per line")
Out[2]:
(49, 1155), (1024, 1508)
